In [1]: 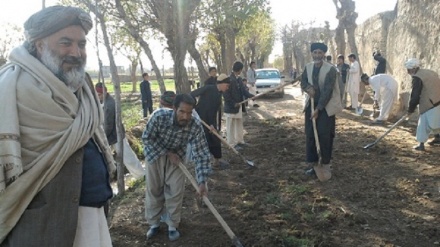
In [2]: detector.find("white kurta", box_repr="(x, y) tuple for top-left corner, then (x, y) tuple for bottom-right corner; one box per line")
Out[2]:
(368, 74), (398, 121)
(347, 60), (360, 108)
(416, 105), (440, 143)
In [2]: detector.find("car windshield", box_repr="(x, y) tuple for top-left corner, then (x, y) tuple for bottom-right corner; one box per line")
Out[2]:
(256, 70), (280, 79)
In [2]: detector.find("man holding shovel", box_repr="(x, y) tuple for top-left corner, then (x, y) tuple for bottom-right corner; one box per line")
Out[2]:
(301, 42), (342, 179)
(360, 73), (398, 124)
(191, 74), (231, 168)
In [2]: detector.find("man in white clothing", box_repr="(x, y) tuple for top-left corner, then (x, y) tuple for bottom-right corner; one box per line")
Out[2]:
(346, 53), (360, 110)
(360, 73), (398, 124)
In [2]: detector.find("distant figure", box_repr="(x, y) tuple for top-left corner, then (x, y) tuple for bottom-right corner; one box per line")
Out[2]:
(336, 54), (350, 102)
(347, 53), (361, 110)
(326, 55), (332, 64)
(373, 51), (387, 75)
(404, 58), (440, 151)
(140, 72), (153, 118)
(246, 61), (259, 107)
(204, 67), (217, 85)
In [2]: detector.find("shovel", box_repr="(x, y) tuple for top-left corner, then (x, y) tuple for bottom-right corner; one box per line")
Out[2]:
(178, 162), (244, 247)
(200, 120), (255, 167)
(355, 91), (369, 115)
(364, 114), (409, 149)
(310, 98), (332, 182)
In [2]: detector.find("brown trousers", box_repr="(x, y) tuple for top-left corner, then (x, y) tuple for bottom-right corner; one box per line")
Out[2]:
(145, 155), (185, 228)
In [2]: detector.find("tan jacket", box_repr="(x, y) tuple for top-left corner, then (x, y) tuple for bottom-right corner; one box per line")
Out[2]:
(306, 62), (343, 116)
(414, 69), (440, 114)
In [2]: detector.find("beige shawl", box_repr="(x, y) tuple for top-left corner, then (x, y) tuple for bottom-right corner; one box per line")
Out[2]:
(0, 46), (115, 242)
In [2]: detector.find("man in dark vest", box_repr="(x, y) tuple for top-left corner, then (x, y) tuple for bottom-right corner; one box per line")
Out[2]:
(301, 42), (342, 179)
(405, 58), (440, 151)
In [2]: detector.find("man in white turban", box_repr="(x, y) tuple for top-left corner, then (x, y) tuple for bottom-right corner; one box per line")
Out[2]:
(404, 58), (440, 150)
(0, 6), (115, 246)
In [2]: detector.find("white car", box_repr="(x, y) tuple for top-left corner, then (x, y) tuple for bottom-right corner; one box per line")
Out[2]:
(255, 68), (285, 98)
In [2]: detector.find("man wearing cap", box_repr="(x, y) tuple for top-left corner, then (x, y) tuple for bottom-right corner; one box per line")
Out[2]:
(360, 73), (398, 124)
(223, 61), (255, 149)
(160, 91), (177, 108)
(0, 6), (115, 246)
(191, 74), (231, 168)
(404, 58), (440, 150)
(142, 94), (211, 241)
(301, 42), (342, 178)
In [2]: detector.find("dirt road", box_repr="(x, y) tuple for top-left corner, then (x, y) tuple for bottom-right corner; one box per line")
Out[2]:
(110, 84), (440, 247)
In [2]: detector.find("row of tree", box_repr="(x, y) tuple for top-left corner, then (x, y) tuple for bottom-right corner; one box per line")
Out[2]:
(56, 0), (276, 94)
(280, 0), (361, 74)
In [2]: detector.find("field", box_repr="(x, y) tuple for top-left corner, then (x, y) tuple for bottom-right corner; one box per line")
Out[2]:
(109, 85), (440, 247)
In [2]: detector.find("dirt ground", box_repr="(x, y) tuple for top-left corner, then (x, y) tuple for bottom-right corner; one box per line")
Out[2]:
(109, 85), (440, 247)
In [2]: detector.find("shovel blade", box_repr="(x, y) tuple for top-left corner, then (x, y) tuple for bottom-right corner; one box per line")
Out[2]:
(363, 142), (376, 149)
(245, 159), (255, 167)
(314, 165), (331, 182)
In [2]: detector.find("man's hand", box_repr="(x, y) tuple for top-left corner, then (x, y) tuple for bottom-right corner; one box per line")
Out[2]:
(209, 125), (217, 133)
(167, 152), (181, 165)
(305, 87), (315, 97)
(198, 182), (208, 197)
(373, 100), (379, 109)
(310, 109), (319, 120)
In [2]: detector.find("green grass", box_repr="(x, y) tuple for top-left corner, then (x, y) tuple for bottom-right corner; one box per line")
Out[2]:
(94, 79), (176, 94)
(282, 236), (313, 247)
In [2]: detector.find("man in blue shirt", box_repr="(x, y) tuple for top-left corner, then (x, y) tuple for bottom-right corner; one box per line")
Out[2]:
(142, 93), (211, 241)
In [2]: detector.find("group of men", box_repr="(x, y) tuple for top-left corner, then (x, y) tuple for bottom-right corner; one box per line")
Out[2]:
(1, 5), (440, 247)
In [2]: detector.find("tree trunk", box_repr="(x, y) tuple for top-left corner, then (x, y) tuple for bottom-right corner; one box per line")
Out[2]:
(225, 28), (236, 74)
(139, 58), (144, 73)
(85, 0), (125, 195)
(169, 39), (190, 93)
(219, 35), (227, 73)
(187, 39), (209, 86)
(130, 60), (138, 93)
(114, 0), (166, 94)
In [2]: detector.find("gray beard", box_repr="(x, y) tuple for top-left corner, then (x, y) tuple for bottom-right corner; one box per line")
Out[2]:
(40, 43), (86, 92)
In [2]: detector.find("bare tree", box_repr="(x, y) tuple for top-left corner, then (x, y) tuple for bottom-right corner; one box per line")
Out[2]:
(114, 0), (167, 94)
(333, 0), (360, 61)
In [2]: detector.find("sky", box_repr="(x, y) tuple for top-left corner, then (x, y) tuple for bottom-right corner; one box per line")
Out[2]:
(0, 0), (397, 70)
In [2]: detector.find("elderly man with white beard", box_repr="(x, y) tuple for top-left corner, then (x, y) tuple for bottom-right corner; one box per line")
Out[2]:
(0, 6), (115, 247)
(405, 58), (440, 151)
(301, 42), (342, 179)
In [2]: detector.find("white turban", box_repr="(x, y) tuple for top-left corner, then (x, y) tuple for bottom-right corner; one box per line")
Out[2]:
(404, 58), (420, 69)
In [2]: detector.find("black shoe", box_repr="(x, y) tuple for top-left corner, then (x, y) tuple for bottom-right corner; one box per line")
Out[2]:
(253, 104), (260, 108)
(344, 106), (354, 110)
(413, 143), (425, 151)
(233, 145), (243, 151)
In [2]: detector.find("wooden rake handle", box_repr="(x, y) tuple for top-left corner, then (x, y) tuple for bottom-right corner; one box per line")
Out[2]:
(177, 162), (243, 247)
(200, 120), (241, 157)
(310, 98), (322, 164)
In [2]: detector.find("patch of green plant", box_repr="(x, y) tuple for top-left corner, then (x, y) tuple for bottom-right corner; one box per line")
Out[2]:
(121, 102), (142, 130)
(265, 192), (281, 205)
(302, 212), (315, 222)
(281, 212), (294, 221)
(127, 176), (146, 189)
(282, 236), (313, 247)
(284, 184), (308, 195)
